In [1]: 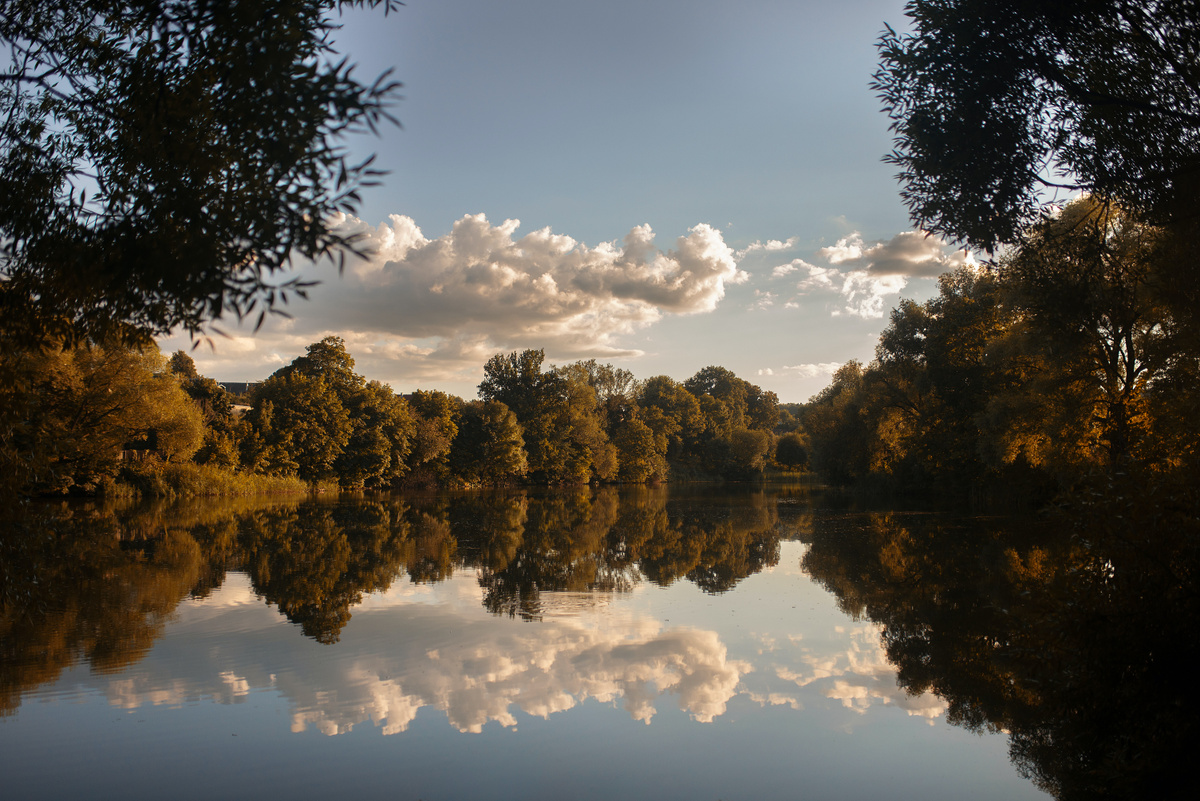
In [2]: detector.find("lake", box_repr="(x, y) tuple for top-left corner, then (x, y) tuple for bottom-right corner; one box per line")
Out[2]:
(3, 482), (1186, 800)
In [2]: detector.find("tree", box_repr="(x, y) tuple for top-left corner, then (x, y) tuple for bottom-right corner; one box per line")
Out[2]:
(167, 351), (199, 380)
(245, 336), (414, 486)
(870, 267), (1014, 490)
(452, 400), (527, 486)
(637, 375), (703, 465)
(478, 350), (569, 482)
(727, 428), (771, 476)
(1, 341), (203, 494)
(684, 366), (778, 433)
(613, 418), (665, 482)
(0, 1), (401, 344)
(478, 349), (554, 419)
(246, 370), (351, 482)
(556, 365), (618, 483)
(335, 380), (414, 488)
(775, 432), (809, 470)
(874, 1), (1200, 252)
(685, 367), (749, 429)
(557, 359), (640, 432)
(801, 361), (873, 483)
(168, 355), (241, 468)
(993, 198), (1174, 470)
(406, 389), (462, 479)
(682, 366), (778, 476)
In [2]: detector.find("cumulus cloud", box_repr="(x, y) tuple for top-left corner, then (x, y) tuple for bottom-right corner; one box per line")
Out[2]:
(817, 233), (866, 265)
(746, 691), (804, 711)
(758, 230), (971, 320)
(164, 213), (749, 392)
(795, 262), (841, 293)
(750, 290), (776, 310)
(758, 363), (841, 380)
(324, 213), (746, 347)
(835, 272), (909, 319)
(818, 231), (971, 278)
(736, 237), (799, 259)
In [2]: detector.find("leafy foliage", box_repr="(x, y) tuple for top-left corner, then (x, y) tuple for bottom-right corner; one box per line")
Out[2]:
(452, 400), (527, 485)
(1, 341), (204, 495)
(0, 0), (401, 344)
(246, 336), (413, 488)
(875, 1), (1200, 253)
(3, 335), (787, 499)
(801, 199), (1199, 501)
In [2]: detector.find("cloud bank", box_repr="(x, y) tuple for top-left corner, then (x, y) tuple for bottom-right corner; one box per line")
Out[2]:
(164, 215), (973, 398)
(173, 213), (750, 392)
(323, 212), (746, 353)
(762, 230), (971, 319)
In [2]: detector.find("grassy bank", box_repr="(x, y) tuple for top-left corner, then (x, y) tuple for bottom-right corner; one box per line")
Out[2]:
(109, 462), (323, 500)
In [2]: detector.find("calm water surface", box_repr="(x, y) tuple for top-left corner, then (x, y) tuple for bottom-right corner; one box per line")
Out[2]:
(1, 485), (1069, 799)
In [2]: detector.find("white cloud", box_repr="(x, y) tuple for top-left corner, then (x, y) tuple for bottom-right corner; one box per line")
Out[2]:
(736, 237), (799, 260)
(745, 229), (970, 320)
(750, 290), (776, 310)
(746, 691), (803, 711)
(836, 271), (909, 319)
(758, 363), (841, 380)
(796, 262), (841, 293)
(332, 214), (746, 344)
(165, 213), (747, 391)
(820, 230), (968, 278)
(817, 233), (865, 265)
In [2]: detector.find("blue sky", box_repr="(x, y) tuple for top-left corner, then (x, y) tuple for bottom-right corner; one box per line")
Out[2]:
(163, 0), (971, 402)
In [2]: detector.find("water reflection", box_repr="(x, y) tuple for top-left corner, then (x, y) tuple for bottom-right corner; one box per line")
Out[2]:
(1, 500), (232, 715)
(0, 487), (786, 717)
(53, 571), (750, 735)
(765, 622), (947, 723)
(801, 510), (1200, 801)
(10, 486), (1189, 799)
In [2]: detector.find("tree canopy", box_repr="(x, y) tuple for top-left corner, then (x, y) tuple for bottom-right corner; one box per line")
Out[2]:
(874, 1), (1200, 252)
(0, 0), (401, 344)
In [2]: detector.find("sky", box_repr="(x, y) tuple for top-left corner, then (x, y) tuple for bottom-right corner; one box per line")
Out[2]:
(160, 0), (973, 403)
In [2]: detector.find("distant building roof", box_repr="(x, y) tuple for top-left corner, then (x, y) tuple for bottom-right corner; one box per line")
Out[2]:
(218, 381), (261, 396)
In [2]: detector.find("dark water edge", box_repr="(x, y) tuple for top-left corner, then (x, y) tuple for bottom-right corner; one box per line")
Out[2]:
(2, 482), (1194, 800)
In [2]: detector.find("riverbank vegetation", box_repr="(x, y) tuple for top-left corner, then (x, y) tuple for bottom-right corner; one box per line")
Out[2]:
(2, 335), (795, 499)
(798, 198), (1200, 509)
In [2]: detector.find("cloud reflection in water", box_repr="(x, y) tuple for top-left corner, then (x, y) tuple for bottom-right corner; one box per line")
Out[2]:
(92, 573), (753, 735)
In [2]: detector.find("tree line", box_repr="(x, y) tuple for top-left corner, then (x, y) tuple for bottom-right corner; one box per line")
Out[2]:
(797, 197), (1200, 505)
(1, 333), (798, 498)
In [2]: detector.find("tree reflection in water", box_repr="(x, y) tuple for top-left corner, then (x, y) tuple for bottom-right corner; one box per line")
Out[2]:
(0, 486), (785, 711)
(801, 503), (1200, 801)
(240, 502), (412, 643)
(7, 484), (1192, 799)
(1, 499), (259, 715)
